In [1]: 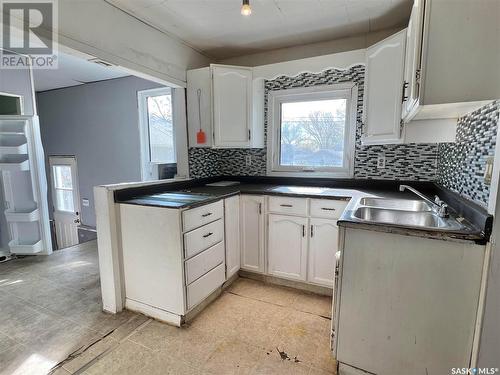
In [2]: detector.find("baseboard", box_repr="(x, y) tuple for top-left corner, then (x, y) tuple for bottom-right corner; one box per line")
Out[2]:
(125, 298), (182, 327)
(239, 269), (332, 296)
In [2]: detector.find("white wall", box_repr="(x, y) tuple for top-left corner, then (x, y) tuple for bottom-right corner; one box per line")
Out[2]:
(218, 28), (400, 67)
(37, 76), (163, 228)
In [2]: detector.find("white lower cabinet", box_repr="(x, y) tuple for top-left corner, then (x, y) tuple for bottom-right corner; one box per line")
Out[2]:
(243, 195), (347, 288)
(240, 195), (265, 273)
(224, 195), (241, 278)
(268, 214), (308, 281)
(308, 218), (338, 287)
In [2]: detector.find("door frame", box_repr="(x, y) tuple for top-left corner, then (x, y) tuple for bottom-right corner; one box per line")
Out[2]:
(48, 155), (82, 248)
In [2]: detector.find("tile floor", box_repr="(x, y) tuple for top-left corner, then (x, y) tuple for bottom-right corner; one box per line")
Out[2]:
(0, 241), (337, 375)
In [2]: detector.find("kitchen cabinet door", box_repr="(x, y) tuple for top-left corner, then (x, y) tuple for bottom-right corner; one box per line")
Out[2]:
(308, 218), (338, 287)
(268, 214), (308, 281)
(212, 65), (252, 148)
(402, 0), (425, 122)
(362, 29), (407, 145)
(224, 195), (241, 278)
(240, 195), (264, 273)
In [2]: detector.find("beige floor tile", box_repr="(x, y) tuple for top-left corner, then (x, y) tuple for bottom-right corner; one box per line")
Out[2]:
(291, 292), (332, 318)
(62, 336), (119, 374)
(228, 278), (300, 307)
(84, 339), (155, 375)
(203, 338), (263, 374)
(107, 314), (150, 341)
(251, 350), (311, 375)
(311, 333), (337, 373)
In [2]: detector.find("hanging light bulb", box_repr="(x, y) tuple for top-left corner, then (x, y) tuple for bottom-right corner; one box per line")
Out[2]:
(241, 0), (252, 16)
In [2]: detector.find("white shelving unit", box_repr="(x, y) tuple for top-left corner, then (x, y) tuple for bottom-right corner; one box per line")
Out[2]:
(0, 116), (52, 256)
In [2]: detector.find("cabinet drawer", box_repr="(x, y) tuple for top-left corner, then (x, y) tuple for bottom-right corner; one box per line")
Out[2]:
(310, 199), (348, 219)
(186, 263), (225, 310)
(182, 200), (223, 232)
(184, 219), (224, 259)
(185, 241), (225, 285)
(268, 196), (308, 216)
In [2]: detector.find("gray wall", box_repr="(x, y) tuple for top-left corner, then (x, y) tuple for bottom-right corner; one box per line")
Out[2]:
(0, 65), (35, 115)
(37, 76), (163, 227)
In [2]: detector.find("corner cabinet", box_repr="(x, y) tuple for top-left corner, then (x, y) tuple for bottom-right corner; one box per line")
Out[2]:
(187, 64), (264, 149)
(362, 29), (407, 145)
(240, 195), (265, 273)
(224, 195), (241, 278)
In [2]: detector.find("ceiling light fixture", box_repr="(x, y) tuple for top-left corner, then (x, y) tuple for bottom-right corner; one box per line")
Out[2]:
(241, 0), (252, 16)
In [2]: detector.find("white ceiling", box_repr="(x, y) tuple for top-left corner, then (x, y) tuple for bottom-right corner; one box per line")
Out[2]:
(33, 50), (130, 92)
(106, 0), (413, 59)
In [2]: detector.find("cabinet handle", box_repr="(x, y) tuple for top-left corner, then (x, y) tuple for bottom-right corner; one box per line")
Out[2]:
(248, 129), (251, 141)
(402, 81), (409, 102)
(310, 225), (314, 237)
(203, 232), (213, 238)
(321, 207), (336, 211)
(258, 203), (262, 215)
(201, 212), (213, 217)
(302, 225), (305, 237)
(280, 204), (293, 207)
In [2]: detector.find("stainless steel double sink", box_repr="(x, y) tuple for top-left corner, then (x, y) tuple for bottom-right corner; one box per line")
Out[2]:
(351, 197), (465, 231)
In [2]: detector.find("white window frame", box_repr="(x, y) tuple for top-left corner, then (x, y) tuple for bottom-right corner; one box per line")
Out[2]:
(138, 87), (189, 181)
(266, 83), (358, 178)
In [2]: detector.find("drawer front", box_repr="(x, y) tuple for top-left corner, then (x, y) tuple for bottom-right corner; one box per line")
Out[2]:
(187, 263), (225, 310)
(183, 200), (224, 232)
(184, 219), (224, 259)
(268, 196), (308, 216)
(310, 199), (348, 219)
(185, 241), (225, 285)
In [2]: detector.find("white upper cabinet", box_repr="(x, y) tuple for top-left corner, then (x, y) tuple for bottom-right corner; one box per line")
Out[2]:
(362, 29), (407, 145)
(212, 66), (252, 148)
(401, 0), (425, 121)
(268, 214), (308, 281)
(186, 64), (264, 149)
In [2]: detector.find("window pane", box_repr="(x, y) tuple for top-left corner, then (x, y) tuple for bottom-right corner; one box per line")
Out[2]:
(147, 94), (175, 163)
(55, 189), (74, 212)
(280, 99), (347, 168)
(53, 165), (73, 189)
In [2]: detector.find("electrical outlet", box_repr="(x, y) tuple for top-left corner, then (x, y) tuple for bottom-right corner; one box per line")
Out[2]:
(245, 155), (252, 166)
(82, 198), (90, 207)
(484, 157), (494, 185)
(377, 154), (386, 169)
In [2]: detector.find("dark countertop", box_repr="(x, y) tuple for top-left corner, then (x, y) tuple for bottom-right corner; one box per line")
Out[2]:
(114, 176), (492, 244)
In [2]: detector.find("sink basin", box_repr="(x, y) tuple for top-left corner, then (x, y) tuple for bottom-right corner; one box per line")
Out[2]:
(359, 197), (432, 212)
(352, 207), (463, 231)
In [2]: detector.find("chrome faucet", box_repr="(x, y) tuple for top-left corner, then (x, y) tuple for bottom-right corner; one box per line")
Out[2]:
(399, 185), (449, 217)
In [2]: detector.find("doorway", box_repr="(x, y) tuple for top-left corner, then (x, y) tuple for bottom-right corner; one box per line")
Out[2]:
(49, 156), (81, 249)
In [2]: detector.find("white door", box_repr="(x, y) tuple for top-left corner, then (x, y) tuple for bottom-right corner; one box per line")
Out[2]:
(308, 218), (339, 287)
(268, 214), (308, 281)
(362, 29), (407, 145)
(212, 65), (252, 148)
(49, 156), (81, 249)
(240, 195), (264, 273)
(224, 195), (241, 278)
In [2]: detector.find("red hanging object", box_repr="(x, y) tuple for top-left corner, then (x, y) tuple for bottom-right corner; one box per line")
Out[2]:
(196, 89), (206, 144)
(197, 129), (206, 144)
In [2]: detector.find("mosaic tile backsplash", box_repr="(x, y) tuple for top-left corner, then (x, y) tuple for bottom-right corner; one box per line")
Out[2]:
(188, 69), (499, 208)
(437, 100), (500, 207)
(189, 65), (439, 180)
